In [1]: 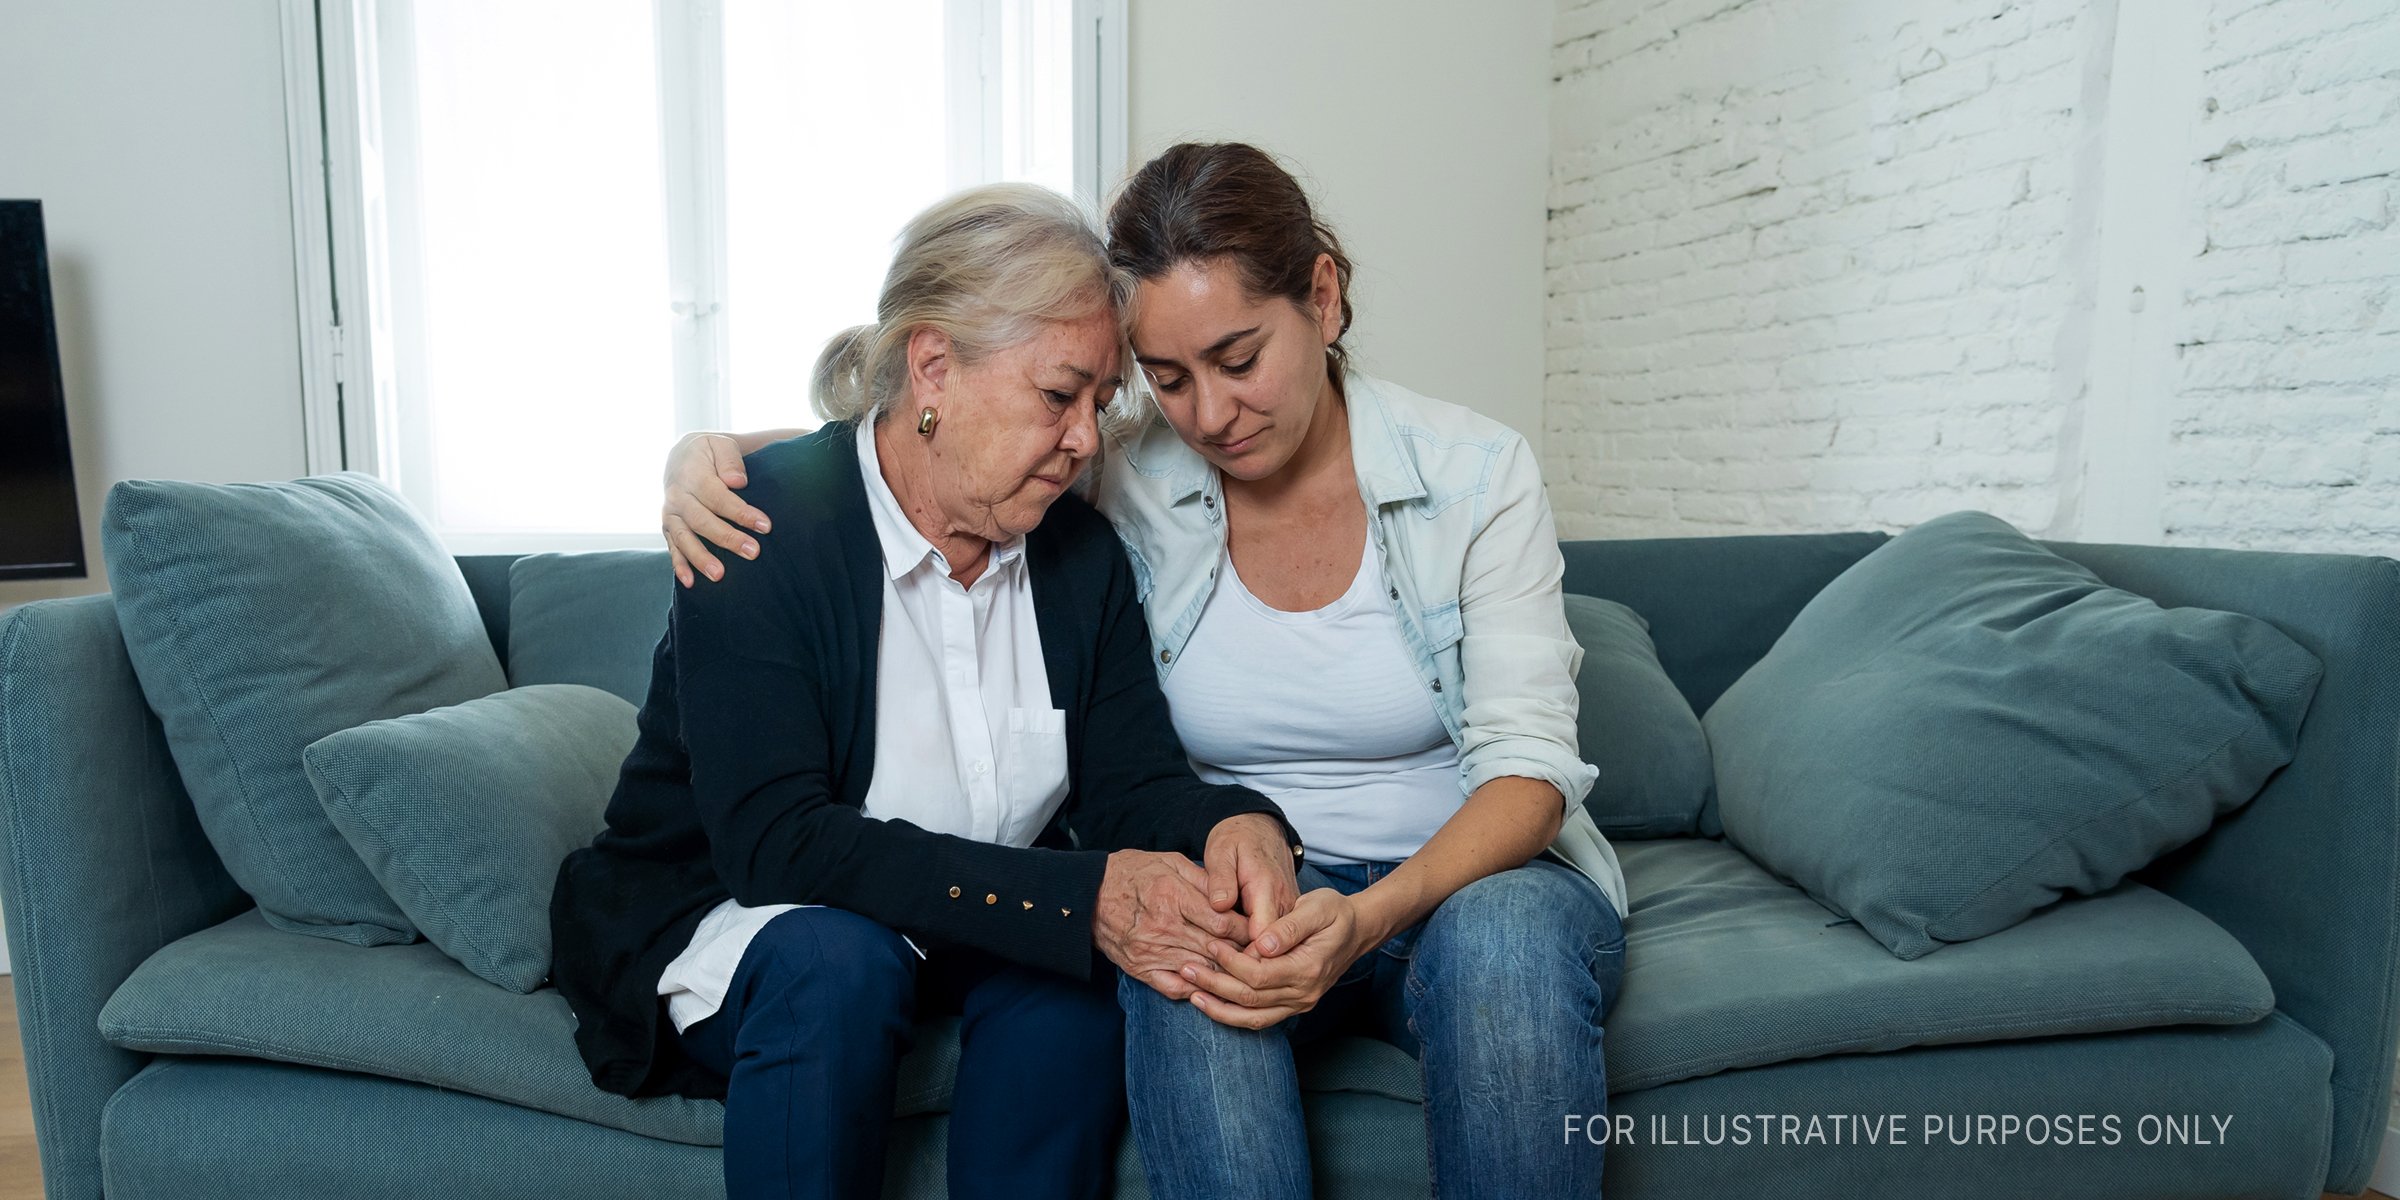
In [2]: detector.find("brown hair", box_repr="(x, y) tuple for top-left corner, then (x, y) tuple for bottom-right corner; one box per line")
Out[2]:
(1105, 142), (1356, 382)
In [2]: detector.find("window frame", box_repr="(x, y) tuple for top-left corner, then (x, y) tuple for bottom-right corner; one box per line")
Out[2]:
(279, 0), (1128, 554)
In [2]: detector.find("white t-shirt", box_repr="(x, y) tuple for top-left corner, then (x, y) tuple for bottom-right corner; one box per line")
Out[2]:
(1162, 532), (1464, 866)
(656, 421), (1069, 1033)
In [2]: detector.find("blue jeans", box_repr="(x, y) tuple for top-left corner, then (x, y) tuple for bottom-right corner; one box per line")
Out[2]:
(1119, 857), (1625, 1200)
(677, 906), (1124, 1200)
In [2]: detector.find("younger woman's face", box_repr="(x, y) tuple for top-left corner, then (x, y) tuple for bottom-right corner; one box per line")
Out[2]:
(1128, 253), (1344, 482)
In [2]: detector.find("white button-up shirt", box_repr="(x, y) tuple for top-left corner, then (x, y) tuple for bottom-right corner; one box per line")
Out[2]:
(658, 419), (1069, 1033)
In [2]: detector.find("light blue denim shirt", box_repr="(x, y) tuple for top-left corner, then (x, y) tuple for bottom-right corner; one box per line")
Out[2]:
(1087, 371), (1627, 919)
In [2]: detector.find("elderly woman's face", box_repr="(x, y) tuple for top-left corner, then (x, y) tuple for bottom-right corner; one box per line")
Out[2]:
(919, 308), (1121, 541)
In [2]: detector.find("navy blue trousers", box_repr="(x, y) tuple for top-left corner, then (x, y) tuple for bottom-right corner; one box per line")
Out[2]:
(676, 906), (1125, 1200)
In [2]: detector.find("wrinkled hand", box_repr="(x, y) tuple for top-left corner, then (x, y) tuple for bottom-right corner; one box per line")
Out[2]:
(1093, 849), (1253, 1001)
(1203, 813), (1300, 944)
(663, 431), (773, 587)
(1181, 889), (1367, 1029)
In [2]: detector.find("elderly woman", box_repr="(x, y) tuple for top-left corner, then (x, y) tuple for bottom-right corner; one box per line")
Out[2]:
(548, 184), (1299, 1200)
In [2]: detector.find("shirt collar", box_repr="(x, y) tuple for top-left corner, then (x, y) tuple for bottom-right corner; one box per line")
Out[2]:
(855, 418), (1025, 582)
(1338, 372), (1427, 507)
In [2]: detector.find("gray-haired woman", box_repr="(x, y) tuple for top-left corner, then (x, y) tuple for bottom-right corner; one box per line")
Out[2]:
(549, 183), (1301, 1200)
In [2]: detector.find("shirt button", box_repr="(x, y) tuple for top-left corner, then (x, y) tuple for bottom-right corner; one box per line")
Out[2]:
(1159, 649), (1172, 664)
(974, 760), (990, 775)
(948, 886), (961, 898)
(1432, 679), (1444, 693)
(1389, 587), (1399, 600)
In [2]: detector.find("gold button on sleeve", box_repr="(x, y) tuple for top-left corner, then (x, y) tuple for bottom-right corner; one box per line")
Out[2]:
(1021, 900), (1033, 910)
(985, 893), (998, 905)
(948, 886), (961, 898)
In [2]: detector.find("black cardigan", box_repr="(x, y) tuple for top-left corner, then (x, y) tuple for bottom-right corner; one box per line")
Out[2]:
(550, 423), (1292, 1100)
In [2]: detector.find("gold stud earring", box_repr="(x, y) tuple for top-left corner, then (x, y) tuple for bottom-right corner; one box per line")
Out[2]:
(917, 407), (939, 437)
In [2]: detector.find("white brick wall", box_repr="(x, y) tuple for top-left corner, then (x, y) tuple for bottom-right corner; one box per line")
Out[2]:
(2166, 0), (2400, 554)
(1547, 0), (2400, 553)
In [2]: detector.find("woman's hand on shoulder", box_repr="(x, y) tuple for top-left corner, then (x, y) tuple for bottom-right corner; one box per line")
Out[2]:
(664, 431), (774, 587)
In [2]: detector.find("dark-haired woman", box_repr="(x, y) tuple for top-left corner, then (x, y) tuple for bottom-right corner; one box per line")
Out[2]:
(662, 143), (1627, 1200)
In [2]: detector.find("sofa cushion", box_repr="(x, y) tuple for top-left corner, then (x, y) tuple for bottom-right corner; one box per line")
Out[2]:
(100, 910), (722, 1145)
(1564, 595), (1713, 838)
(91, 853), (2274, 1150)
(1703, 510), (2322, 959)
(307, 684), (638, 993)
(1603, 838), (2274, 1092)
(506, 550), (673, 706)
(99, 474), (507, 946)
(99, 909), (1425, 1145)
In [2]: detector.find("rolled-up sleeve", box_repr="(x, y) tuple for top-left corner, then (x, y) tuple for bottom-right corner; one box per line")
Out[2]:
(1454, 435), (1599, 810)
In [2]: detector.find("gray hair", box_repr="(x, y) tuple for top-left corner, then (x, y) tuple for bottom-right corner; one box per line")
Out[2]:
(811, 183), (1131, 424)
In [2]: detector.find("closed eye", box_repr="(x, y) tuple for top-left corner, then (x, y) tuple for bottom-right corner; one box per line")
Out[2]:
(1223, 356), (1257, 376)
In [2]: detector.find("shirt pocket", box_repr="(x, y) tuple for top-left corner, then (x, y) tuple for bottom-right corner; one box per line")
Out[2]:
(1415, 600), (1467, 727)
(1002, 706), (1071, 842)
(1418, 599), (1464, 652)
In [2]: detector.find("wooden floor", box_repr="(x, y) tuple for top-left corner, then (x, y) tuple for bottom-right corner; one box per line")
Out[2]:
(0, 989), (35, 1200)
(0, 983), (2383, 1199)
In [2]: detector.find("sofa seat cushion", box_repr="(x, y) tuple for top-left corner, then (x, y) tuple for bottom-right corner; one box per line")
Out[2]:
(100, 910), (725, 1145)
(1603, 838), (2276, 1092)
(99, 910), (1428, 1142)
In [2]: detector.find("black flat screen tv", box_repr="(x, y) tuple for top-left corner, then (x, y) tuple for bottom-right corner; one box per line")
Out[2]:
(0, 200), (86, 581)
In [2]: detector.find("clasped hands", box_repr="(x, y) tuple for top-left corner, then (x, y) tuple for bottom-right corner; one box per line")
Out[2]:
(1092, 813), (1372, 1030)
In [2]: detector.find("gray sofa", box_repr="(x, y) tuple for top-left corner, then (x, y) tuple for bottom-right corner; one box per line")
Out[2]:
(2, 530), (2394, 1199)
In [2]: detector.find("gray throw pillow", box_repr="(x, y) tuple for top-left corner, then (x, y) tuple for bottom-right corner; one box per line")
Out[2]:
(1705, 510), (2322, 960)
(307, 684), (638, 992)
(101, 473), (506, 946)
(506, 550), (673, 706)
(1564, 594), (1713, 838)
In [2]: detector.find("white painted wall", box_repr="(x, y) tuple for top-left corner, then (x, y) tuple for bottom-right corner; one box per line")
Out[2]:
(0, 0), (1560, 614)
(1545, 0), (2400, 554)
(0, 0), (309, 620)
(0, 0), (309, 974)
(1128, 0), (1557, 449)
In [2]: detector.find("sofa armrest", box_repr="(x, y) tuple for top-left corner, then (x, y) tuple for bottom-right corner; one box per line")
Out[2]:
(0, 596), (249, 1200)
(2046, 541), (2400, 1196)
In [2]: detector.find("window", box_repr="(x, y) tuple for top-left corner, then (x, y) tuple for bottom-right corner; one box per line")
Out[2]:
(283, 0), (1126, 552)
